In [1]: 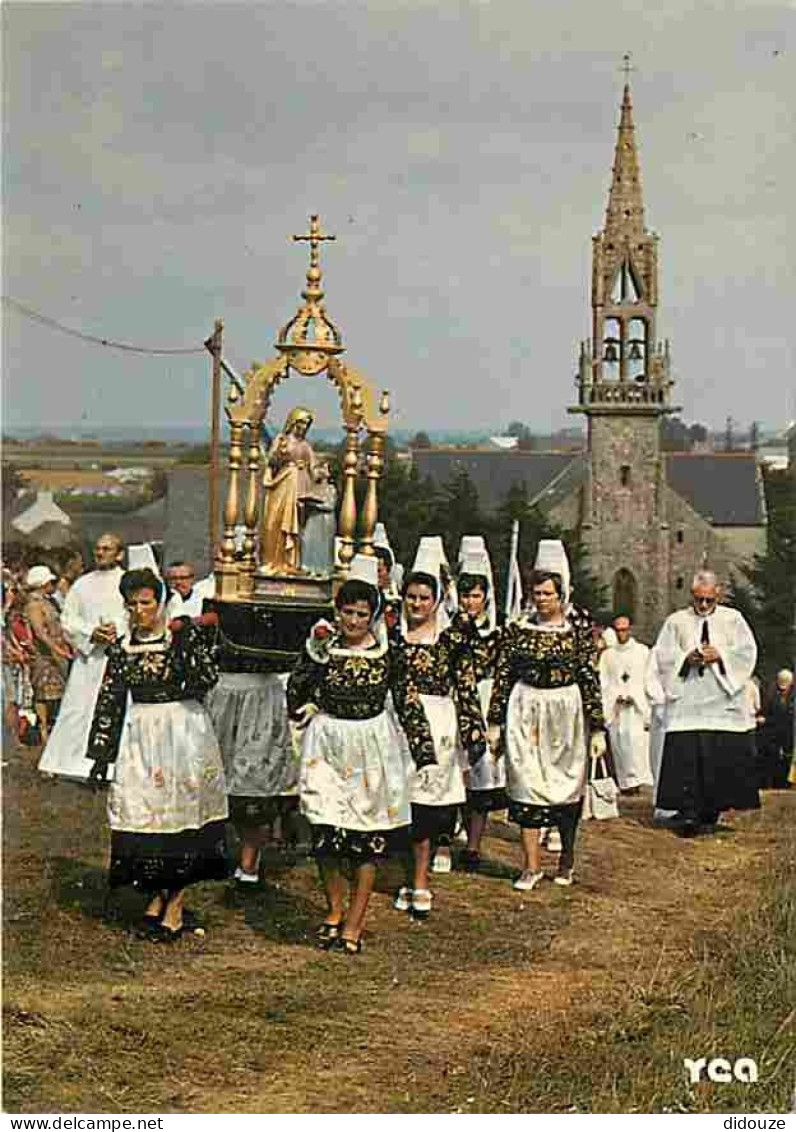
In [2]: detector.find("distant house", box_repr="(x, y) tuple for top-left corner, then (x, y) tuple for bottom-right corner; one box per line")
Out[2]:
(10, 489), (72, 541)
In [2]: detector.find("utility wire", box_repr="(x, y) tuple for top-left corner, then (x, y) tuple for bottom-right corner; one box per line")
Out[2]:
(2, 295), (205, 356)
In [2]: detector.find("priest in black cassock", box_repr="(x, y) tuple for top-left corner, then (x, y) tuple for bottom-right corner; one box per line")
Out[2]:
(650, 571), (760, 836)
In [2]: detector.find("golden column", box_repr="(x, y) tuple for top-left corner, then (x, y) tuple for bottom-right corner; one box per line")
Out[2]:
(359, 390), (390, 555)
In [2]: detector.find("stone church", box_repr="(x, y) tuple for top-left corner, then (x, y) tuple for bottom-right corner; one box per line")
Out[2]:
(414, 79), (766, 641)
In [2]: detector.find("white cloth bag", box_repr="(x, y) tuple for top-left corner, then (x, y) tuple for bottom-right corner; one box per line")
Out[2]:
(583, 755), (619, 821)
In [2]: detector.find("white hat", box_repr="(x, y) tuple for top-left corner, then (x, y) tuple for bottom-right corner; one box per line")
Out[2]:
(457, 535), (486, 564)
(458, 540), (497, 632)
(533, 539), (571, 605)
(127, 543), (161, 575)
(348, 553), (379, 590)
(404, 536), (450, 636)
(411, 535), (448, 578)
(26, 565), (56, 588)
(373, 522), (393, 553)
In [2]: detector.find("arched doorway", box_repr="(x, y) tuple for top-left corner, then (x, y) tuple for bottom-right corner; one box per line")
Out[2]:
(613, 568), (637, 620)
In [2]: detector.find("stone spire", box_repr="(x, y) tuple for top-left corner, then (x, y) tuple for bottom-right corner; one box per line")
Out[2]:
(604, 78), (645, 242)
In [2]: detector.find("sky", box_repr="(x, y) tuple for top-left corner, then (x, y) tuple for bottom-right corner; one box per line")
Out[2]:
(2, 0), (794, 436)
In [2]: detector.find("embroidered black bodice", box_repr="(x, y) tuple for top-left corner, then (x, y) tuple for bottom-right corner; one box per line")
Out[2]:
(488, 616), (603, 730)
(87, 622), (219, 765)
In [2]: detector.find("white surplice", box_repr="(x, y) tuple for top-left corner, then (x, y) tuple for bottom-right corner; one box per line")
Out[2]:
(599, 638), (653, 789)
(38, 567), (127, 781)
(643, 646), (677, 822)
(650, 606), (758, 734)
(165, 576), (215, 619)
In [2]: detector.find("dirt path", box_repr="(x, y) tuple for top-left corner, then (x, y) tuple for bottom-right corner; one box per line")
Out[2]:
(3, 737), (792, 1113)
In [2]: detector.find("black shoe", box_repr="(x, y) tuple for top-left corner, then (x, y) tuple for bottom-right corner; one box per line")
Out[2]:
(334, 936), (363, 955)
(147, 921), (184, 944)
(316, 921), (343, 950)
(460, 849), (481, 872)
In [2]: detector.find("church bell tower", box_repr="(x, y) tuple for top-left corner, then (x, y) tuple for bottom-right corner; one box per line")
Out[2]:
(571, 64), (678, 639)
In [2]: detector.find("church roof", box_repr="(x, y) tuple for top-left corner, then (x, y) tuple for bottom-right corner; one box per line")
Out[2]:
(413, 448), (765, 527)
(665, 452), (765, 527)
(412, 450), (585, 510)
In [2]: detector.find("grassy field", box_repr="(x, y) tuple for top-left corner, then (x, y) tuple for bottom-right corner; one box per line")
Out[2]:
(3, 736), (795, 1114)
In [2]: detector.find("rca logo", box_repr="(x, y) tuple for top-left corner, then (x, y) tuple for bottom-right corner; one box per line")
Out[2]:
(684, 1058), (758, 1084)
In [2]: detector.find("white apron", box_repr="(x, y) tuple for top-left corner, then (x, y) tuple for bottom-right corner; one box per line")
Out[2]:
(505, 683), (587, 807)
(300, 709), (412, 831)
(408, 693), (467, 807)
(108, 700), (228, 834)
(469, 676), (506, 793)
(206, 671), (299, 798)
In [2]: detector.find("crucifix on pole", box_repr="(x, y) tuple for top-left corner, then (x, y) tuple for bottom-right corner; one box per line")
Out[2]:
(292, 214), (336, 271)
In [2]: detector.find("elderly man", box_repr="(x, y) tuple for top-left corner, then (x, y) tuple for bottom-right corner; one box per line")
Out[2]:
(165, 560), (215, 619)
(651, 571), (760, 835)
(600, 615), (653, 793)
(758, 669), (794, 789)
(38, 533), (127, 782)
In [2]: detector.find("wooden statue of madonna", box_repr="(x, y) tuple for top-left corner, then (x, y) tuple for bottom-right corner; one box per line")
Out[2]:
(261, 406), (319, 575)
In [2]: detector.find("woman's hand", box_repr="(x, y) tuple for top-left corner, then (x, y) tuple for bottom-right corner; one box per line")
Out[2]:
(293, 703), (320, 730)
(307, 619), (334, 663)
(589, 732), (607, 760)
(487, 724), (503, 756)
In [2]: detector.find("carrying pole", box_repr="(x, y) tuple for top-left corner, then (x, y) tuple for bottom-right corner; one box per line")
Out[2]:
(205, 319), (223, 559)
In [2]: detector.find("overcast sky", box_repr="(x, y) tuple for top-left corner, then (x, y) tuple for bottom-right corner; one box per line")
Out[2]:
(2, 0), (794, 436)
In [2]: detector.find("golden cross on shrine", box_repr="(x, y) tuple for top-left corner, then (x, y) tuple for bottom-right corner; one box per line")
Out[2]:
(621, 52), (635, 83)
(292, 214), (336, 271)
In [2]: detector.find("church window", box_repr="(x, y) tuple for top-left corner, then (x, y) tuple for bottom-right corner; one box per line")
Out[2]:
(613, 569), (637, 620)
(611, 260), (642, 303)
(620, 465), (631, 487)
(676, 576), (684, 590)
(676, 529), (684, 544)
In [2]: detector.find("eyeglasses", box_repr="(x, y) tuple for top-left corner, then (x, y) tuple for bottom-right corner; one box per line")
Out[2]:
(693, 596), (717, 606)
(169, 574), (194, 581)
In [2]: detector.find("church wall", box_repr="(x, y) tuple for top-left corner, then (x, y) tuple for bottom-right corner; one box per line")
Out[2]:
(547, 487), (581, 532)
(580, 414), (667, 642)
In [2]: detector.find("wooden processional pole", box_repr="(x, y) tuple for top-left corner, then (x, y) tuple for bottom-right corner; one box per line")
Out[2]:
(206, 319), (224, 561)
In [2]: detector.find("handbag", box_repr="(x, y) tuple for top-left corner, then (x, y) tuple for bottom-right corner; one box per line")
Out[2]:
(584, 755), (619, 821)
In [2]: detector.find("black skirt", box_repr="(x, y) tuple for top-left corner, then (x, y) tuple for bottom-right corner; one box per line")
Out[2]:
(109, 820), (229, 891)
(410, 803), (458, 843)
(508, 799), (582, 829)
(657, 730), (761, 817)
(228, 794), (298, 830)
(466, 787), (508, 815)
(310, 822), (410, 864)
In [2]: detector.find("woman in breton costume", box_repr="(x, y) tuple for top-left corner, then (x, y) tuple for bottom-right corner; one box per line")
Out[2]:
(287, 556), (433, 955)
(205, 664), (299, 889)
(87, 569), (228, 941)
(454, 536), (508, 872)
(392, 537), (486, 920)
(488, 541), (606, 890)
(373, 522), (403, 635)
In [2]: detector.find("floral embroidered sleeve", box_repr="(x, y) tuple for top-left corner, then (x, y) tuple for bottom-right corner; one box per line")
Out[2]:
(487, 622), (518, 725)
(86, 646), (127, 764)
(574, 631), (605, 731)
(388, 641), (436, 769)
(444, 629), (487, 757)
(286, 648), (326, 718)
(175, 622), (219, 698)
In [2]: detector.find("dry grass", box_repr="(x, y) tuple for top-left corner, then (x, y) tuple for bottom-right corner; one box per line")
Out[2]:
(3, 736), (794, 1114)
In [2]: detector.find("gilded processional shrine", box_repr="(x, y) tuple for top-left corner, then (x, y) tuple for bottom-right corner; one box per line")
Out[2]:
(209, 215), (390, 615)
